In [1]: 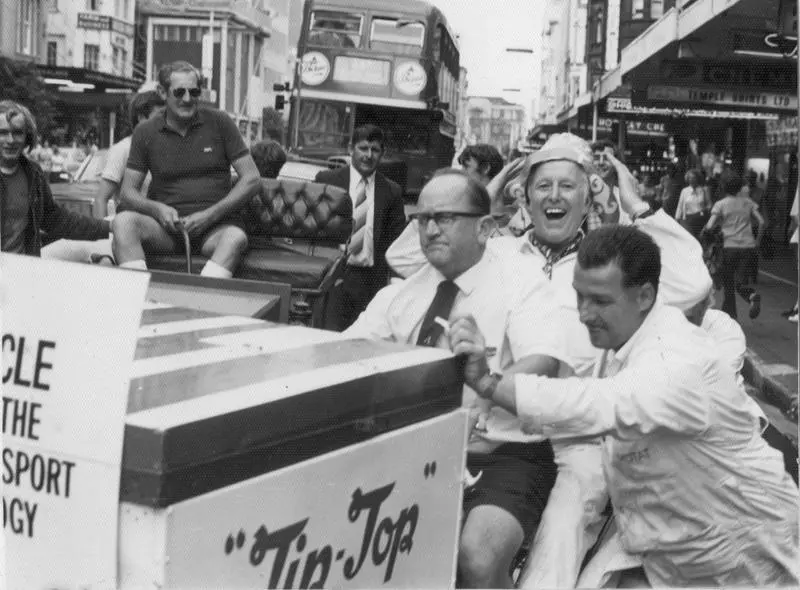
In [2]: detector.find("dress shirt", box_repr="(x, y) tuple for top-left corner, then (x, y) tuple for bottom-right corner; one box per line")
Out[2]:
(347, 164), (376, 267)
(345, 246), (572, 453)
(513, 302), (799, 587)
(675, 186), (708, 219)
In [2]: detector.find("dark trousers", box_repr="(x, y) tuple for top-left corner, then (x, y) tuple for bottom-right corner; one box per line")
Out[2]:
(325, 264), (387, 331)
(720, 248), (757, 319)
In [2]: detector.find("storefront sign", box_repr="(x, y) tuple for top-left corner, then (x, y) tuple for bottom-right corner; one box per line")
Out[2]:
(647, 85), (797, 111)
(598, 117), (667, 136)
(157, 411), (467, 588)
(606, 96), (780, 120)
(659, 60), (796, 90)
(2, 255), (148, 589)
(301, 52), (331, 86)
(78, 12), (111, 30)
(766, 116), (799, 148)
(393, 61), (427, 96)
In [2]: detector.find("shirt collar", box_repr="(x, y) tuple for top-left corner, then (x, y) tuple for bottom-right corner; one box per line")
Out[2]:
(159, 108), (206, 132)
(349, 164), (375, 185)
(427, 248), (492, 297)
(518, 229), (584, 278)
(613, 299), (665, 363)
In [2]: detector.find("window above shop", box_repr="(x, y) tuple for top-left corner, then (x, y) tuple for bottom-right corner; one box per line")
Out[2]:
(16, 0), (38, 56)
(84, 44), (100, 71)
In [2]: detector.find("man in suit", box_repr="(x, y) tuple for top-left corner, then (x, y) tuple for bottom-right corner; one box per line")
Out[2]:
(315, 124), (406, 331)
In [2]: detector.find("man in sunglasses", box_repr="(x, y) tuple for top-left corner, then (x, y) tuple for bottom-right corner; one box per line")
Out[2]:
(345, 169), (572, 588)
(112, 60), (261, 278)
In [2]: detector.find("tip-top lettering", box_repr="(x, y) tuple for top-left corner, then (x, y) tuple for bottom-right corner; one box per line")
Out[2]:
(2, 335), (56, 391)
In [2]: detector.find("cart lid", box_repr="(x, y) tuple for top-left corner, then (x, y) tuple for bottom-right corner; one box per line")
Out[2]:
(122, 303), (463, 507)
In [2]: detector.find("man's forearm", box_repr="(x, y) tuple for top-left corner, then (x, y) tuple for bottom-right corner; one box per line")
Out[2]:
(203, 174), (261, 221)
(121, 187), (164, 219)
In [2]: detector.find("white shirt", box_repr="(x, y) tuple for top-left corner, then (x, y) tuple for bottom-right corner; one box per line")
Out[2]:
(513, 303), (799, 587)
(345, 246), (572, 453)
(347, 164), (376, 267)
(102, 136), (152, 202)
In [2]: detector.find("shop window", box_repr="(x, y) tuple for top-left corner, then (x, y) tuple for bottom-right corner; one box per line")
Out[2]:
(84, 44), (100, 71)
(47, 41), (57, 66)
(86, 0), (100, 10)
(632, 0), (646, 19)
(17, 0), (37, 56)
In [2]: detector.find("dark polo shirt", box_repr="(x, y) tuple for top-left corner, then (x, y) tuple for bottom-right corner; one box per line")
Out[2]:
(127, 107), (249, 216)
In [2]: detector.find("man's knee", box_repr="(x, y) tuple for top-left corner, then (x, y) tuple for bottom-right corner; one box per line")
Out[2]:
(112, 211), (146, 239)
(208, 226), (249, 257)
(459, 507), (524, 587)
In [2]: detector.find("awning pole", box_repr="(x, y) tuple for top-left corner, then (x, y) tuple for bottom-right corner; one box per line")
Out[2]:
(592, 100), (598, 142)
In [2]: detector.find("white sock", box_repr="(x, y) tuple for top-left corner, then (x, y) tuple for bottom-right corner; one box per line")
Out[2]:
(120, 259), (147, 271)
(200, 260), (233, 279)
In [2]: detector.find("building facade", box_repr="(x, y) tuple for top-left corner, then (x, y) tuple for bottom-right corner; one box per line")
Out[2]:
(137, 0), (274, 142)
(467, 96), (526, 156)
(0, 0), (48, 63)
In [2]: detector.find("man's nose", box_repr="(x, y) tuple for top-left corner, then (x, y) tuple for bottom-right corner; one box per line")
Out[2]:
(423, 218), (441, 236)
(577, 300), (594, 324)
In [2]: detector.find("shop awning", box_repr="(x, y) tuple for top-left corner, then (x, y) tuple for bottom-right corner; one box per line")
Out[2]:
(37, 66), (140, 91)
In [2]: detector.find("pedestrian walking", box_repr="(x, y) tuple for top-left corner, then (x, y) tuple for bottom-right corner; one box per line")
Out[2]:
(702, 173), (765, 321)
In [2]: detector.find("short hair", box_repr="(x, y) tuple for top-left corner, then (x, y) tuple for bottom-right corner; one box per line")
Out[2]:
(429, 168), (491, 215)
(577, 225), (661, 295)
(351, 124), (384, 148)
(591, 139), (618, 156)
(250, 139), (287, 178)
(457, 144), (504, 179)
(157, 61), (203, 90)
(128, 90), (165, 128)
(724, 173), (744, 196)
(0, 100), (37, 151)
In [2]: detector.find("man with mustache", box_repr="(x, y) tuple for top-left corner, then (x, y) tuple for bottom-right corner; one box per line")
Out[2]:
(386, 133), (713, 588)
(453, 224), (799, 588)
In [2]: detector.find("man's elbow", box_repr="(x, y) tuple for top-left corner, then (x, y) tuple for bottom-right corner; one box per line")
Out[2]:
(508, 354), (561, 378)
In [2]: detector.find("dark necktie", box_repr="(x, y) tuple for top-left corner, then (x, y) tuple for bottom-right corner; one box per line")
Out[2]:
(416, 280), (459, 347)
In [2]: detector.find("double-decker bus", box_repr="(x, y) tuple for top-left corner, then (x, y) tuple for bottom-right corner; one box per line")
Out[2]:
(289, 0), (460, 198)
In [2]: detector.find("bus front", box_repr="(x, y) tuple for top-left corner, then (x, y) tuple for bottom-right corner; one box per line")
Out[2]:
(290, 1), (458, 198)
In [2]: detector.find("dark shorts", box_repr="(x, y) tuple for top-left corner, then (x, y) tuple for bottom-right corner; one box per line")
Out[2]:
(169, 213), (248, 255)
(463, 442), (557, 539)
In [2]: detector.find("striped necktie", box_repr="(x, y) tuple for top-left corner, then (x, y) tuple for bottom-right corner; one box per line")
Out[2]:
(348, 176), (369, 261)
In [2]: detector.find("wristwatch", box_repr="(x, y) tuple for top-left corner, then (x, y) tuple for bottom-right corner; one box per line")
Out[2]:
(476, 371), (503, 400)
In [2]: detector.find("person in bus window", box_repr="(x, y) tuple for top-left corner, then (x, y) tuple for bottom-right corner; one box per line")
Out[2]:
(315, 124), (406, 330)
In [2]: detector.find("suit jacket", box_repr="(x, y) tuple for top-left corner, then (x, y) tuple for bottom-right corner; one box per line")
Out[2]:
(315, 165), (406, 280)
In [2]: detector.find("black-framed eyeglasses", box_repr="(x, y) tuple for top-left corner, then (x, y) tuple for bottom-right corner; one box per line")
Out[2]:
(171, 87), (202, 99)
(409, 210), (485, 228)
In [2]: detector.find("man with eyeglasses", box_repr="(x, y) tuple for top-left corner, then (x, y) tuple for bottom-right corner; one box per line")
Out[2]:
(345, 169), (572, 588)
(112, 61), (262, 278)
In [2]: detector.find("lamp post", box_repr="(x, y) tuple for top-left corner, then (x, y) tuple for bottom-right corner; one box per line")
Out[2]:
(504, 48), (536, 129)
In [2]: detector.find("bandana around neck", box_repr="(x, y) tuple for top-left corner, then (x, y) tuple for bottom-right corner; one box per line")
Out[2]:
(528, 231), (584, 279)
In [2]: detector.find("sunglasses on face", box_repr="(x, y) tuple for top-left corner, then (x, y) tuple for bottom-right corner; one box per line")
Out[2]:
(171, 87), (202, 99)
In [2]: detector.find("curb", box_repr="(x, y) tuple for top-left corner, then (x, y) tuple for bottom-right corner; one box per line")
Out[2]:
(742, 348), (798, 423)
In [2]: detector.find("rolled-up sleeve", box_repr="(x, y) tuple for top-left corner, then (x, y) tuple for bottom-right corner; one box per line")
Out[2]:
(343, 282), (401, 341)
(514, 351), (711, 440)
(636, 210), (712, 311)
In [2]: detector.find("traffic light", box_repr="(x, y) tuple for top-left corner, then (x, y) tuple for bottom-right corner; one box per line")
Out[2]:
(275, 94), (286, 111)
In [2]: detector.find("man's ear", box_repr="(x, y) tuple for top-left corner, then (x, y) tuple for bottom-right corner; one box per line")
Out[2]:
(157, 85), (168, 101)
(636, 282), (657, 313)
(477, 215), (497, 240)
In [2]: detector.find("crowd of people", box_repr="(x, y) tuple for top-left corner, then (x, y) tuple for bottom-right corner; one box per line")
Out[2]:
(2, 59), (799, 589)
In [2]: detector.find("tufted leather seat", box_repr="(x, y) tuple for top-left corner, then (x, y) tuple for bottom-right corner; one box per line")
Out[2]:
(147, 179), (353, 291)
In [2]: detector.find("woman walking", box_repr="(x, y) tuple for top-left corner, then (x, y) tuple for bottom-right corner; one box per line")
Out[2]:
(703, 174), (765, 321)
(675, 169), (711, 239)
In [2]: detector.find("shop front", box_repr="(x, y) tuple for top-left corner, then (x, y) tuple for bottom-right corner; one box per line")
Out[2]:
(37, 65), (141, 148)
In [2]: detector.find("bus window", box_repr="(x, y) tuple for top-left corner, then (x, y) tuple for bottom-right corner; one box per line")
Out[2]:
(308, 10), (362, 48)
(298, 99), (351, 151)
(370, 18), (425, 55)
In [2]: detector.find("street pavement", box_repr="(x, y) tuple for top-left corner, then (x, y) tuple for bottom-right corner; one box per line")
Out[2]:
(732, 248), (798, 446)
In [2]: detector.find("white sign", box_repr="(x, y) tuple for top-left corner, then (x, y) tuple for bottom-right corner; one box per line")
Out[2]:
(606, 96), (780, 120)
(393, 61), (427, 96)
(301, 52), (331, 86)
(605, 0), (621, 70)
(2, 255), (149, 589)
(647, 85), (798, 111)
(151, 411), (467, 588)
